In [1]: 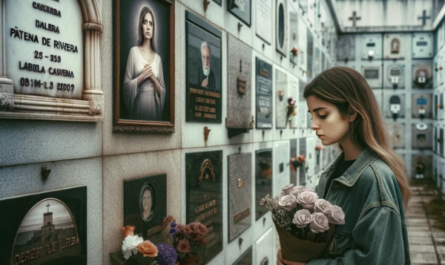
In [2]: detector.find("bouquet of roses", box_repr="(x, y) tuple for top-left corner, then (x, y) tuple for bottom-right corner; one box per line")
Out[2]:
(260, 183), (345, 262)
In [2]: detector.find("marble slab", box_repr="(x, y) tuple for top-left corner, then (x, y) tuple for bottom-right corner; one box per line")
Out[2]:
(275, 69), (288, 129)
(255, 58), (273, 129)
(255, 149), (272, 221)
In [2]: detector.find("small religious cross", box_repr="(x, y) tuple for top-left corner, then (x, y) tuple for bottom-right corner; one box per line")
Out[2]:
(348, 11), (361, 27)
(418, 10), (431, 26)
(46, 203), (51, 213)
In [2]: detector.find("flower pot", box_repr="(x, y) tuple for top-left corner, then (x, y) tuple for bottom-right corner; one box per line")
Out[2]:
(179, 254), (199, 265)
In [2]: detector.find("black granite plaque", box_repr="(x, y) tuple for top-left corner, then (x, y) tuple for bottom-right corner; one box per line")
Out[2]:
(0, 187), (87, 265)
(255, 149), (272, 220)
(228, 153), (252, 242)
(124, 174), (166, 242)
(186, 11), (222, 123)
(213, 0), (222, 6)
(233, 246), (253, 265)
(186, 151), (223, 264)
(228, 0), (252, 27)
(256, 58), (273, 129)
(299, 138), (307, 186)
(307, 29), (314, 79)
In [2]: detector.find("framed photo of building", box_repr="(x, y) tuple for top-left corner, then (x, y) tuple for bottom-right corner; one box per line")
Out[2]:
(0, 1), (103, 122)
(0, 187), (87, 265)
(185, 11), (222, 123)
(113, 0), (175, 132)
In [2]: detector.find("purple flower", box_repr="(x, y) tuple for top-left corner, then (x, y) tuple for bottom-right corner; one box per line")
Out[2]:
(288, 96), (296, 106)
(156, 244), (178, 265)
(169, 228), (177, 234)
(170, 221), (177, 228)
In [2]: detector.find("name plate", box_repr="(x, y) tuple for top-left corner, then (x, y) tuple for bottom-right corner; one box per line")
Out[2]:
(234, 207), (251, 224)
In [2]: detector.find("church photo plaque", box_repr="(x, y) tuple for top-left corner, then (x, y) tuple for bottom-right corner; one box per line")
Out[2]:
(0, 186), (87, 265)
(255, 58), (273, 129)
(228, 153), (252, 242)
(1, 0), (103, 122)
(255, 149), (272, 220)
(186, 11), (222, 123)
(114, 0), (175, 132)
(226, 35), (252, 131)
(275, 0), (288, 57)
(275, 69), (288, 129)
(123, 174), (167, 242)
(186, 151), (223, 264)
(227, 0), (252, 27)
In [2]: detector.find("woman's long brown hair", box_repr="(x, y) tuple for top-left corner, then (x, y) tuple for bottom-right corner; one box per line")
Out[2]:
(304, 66), (411, 209)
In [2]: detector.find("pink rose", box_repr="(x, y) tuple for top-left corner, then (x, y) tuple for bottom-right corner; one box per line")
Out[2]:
(289, 186), (306, 198)
(297, 191), (319, 210)
(282, 183), (295, 194)
(278, 194), (297, 211)
(314, 199), (333, 215)
(310, 212), (330, 233)
(292, 209), (313, 228)
(328, 205), (345, 225)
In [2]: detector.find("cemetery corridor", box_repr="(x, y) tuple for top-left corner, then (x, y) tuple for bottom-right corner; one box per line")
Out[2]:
(409, 180), (445, 265)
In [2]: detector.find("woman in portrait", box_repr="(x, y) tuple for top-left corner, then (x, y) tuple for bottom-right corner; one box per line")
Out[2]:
(123, 6), (166, 121)
(139, 184), (154, 221)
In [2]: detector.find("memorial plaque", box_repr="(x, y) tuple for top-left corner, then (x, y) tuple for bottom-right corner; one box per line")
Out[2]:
(2, 0), (103, 122)
(276, 0), (288, 57)
(298, 17), (307, 73)
(384, 94), (405, 119)
(434, 56), (440, 88)
(186, 11), (222, 123)
(361, 34), (382, 60)
(412, 60), (433, 89)
(233, 246), (252, 265)
(434, 94), (439, 119)
(186, 151), (223, 264)
(213, 0), (222, 5)
(255, 149), (272, 220)
(226, 35), (252, 129)
(255, 228), (274, 265)
(256, 0), (272, 44)
(114, 0), (176, 131)
(440, 128), (444, 156)
(336, 34), (355, 62)
(441, 93), (445, 121)
(289, 10), (299, 66)
(298, 80), (308, 128)
(288, 76), (299, 128)
(124, 174), (166, 242)
(361, 64), (382, 88)
(412, 155), (432, 179)
(384, 34), (405, 60)
(306, 138), (316, 187)
(384, 63), (405, 89)
(275, 69), (287, 129)
(412, 123), (433, 150)
(314, 46), (321, 76)
(298, 138), (307, 186)
(387, 123), (405, 149)
(228, 153), (252, 242)
(412, 94), (432, 119)
(0, 187), (87, 265)
(255, 58), (273, 129)
(307, 0), (315, 26)
(228, 0), (252, 27)
(307, 29), (314, 79)
(322, 52), (326, 72)
(412, 33), (433, 59)
(290, 139), (297, 185)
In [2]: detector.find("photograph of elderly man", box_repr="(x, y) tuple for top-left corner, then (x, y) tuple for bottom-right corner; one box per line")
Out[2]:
(197, 41), (216, 90)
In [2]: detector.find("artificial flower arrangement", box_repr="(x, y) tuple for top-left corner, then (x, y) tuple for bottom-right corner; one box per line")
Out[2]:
(121, 225), (178, 265)
(286, 96), (297, 127)
(290, 155), (306, 172)
(161, 215), (209, 265)
(260, 183), (345, 262)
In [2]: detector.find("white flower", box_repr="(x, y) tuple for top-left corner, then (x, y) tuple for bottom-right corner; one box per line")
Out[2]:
(297, 191), (319, 210)
(328, 205), (346, 225)
(282, 183), (295, 194)
(122, 235), (143, 260)
(314, 199), (333, 215)
(278, 194), (298, 211)
(292, 209), (313, 228)
(310, 212), (330, 233)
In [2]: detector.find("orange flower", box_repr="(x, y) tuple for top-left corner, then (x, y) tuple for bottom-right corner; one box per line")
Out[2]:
(137, 240), (158, 258)
(122, 226), (135, 238)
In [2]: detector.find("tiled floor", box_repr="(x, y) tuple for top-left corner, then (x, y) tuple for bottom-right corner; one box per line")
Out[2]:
(408, 180), (445, 265)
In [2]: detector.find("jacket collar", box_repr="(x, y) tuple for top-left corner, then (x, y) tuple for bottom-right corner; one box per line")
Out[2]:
(325, 147), (379, 187)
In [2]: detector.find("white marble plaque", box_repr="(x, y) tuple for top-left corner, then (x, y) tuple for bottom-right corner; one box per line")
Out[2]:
(6, 1), (84, 99)
(288, 76), (299, 128)
(256, 0), (273, 45)
(274, 141), (289, 196)
(255, 228), (274, 265)
(275, 69), (287, 129)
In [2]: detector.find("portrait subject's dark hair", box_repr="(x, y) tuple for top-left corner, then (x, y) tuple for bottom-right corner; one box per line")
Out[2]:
(137, 6), (156, 51)
(139, 183), (155, 221)
(304, 66), (411, 209)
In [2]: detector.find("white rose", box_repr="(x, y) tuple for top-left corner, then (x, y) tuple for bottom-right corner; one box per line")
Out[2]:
(122, 235), (143, 259)
(310, 212), (330, 233)
(282, 183), (295, 194)
(297, 191), (319, 210)
(292, 209), (313, 228)
(278, 194), (298, 211)
(328, 205), (346, 225)
(314, 199), (333, 215)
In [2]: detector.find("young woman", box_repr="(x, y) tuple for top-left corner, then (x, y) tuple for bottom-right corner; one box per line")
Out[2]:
(277, 67), (411, 265)
(123, 6), (166, 121)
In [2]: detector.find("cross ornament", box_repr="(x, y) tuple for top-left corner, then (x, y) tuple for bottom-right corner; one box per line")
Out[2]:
(46, 203), (51, 213)
(348, 11), (361, 27)
(418, 10), (430, 26)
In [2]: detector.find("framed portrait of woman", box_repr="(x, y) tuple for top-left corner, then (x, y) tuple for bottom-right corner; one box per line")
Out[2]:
(114, 0), (175, 132)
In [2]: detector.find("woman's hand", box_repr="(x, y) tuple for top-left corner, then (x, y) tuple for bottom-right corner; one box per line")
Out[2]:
(137, 63), (153, 85)
(277, 248), (307, 265)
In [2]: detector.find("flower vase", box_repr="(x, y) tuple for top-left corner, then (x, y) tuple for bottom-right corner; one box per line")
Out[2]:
(179, 254), (199, 265)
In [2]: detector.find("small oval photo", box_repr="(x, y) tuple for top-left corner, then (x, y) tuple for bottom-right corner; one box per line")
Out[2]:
(140, 183), (155, 222)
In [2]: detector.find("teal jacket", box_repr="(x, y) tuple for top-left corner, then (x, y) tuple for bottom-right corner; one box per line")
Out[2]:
(308, 148), (410, 265)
